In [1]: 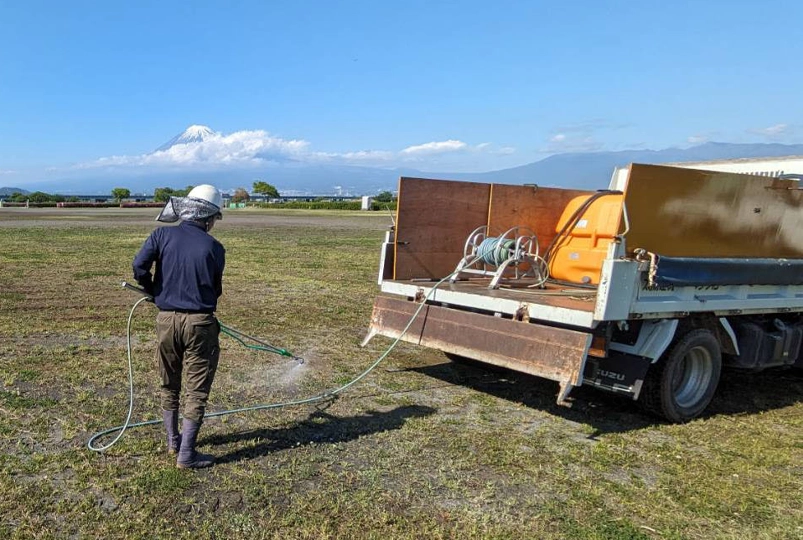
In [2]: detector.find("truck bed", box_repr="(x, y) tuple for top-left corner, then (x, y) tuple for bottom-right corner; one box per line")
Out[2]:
(367, 167), (803, 417)
(379, 279), (599, 328)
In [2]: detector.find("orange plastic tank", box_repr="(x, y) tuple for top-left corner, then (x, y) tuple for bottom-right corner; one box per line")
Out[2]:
(548, 193), (623, 285)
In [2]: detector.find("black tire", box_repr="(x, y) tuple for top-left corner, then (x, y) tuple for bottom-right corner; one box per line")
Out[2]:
(639, 328), (722, 423)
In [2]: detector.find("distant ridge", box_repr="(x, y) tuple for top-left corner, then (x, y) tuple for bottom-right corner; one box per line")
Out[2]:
(448, 142), (803, 189)
(19, 140), (803, 195)
(0, 187), (30, 196)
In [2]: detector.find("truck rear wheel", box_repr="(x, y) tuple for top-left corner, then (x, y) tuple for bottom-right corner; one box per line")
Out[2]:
(640, 328), (722, 423)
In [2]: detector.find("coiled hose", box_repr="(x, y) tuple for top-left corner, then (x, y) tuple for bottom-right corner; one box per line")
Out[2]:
(476, 237), (516, 266)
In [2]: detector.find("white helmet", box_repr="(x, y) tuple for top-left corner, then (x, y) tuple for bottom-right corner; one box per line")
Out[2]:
(187, 184), (223, 210)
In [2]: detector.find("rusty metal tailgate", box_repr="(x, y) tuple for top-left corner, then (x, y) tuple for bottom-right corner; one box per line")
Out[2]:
(367, 295), (592, 387)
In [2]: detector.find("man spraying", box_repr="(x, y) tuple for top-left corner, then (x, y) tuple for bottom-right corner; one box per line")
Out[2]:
(132, 185), (226, 469)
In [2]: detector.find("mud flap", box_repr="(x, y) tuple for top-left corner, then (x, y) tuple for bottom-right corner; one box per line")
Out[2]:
(582, 353), (651, 399)
(363, 295), (592, 402)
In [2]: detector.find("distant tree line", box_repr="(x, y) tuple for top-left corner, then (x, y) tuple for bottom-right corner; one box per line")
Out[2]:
(5, 192), (79, 203)
(105, 186), (194, 203)
(153, 186), (194, 202)
(4, 183), (395, 211)
(231, 188), (250, 203)
(111, 188), (130, 203)
(112, 183), (281, 205)
(253, 181), (280, 198)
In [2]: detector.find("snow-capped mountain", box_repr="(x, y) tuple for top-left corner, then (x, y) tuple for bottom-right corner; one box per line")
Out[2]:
(156, 125), (218, 152)
(16, 121), (803, 196)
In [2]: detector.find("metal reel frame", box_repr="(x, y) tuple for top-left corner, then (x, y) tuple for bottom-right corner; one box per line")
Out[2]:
(450, 225), (548, 289)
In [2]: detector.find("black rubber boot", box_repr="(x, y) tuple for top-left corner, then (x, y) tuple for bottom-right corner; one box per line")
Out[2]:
(176, 418), (214, 469)
(162, 410), (181, 455)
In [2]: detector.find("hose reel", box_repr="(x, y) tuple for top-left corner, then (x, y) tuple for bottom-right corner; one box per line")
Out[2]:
(451, 225), (548, 289)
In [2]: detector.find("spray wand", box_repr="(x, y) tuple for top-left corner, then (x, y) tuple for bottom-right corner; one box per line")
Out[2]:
(217, 324), (304, 364)
(121, 281), (304, 364)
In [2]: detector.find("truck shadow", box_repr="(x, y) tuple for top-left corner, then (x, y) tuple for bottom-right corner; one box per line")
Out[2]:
(410, 359), (803, 437)
(708, 368), (803, 417)
(204, 404), (436, 464)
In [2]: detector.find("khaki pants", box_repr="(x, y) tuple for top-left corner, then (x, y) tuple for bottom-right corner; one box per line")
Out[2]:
(155, 311), (220, 423)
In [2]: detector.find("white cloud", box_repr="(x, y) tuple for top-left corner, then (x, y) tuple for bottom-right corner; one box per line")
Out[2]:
(0, 169), (16, 175)
(540, 134), (603, 154)
(540, 117), (631, 154)
(309, 148), (410, 167)
(341, 150), (397, 161)
(81, 130), (309, 170)
(687, 135), (709, 144)
(748, 123), (793, 140)
(554, 119), (632, 133)
(755, 124), (788, 136)
(68, 127), (507, 173)
(469, 142), (515, 155)
(400, 140), (467, 155)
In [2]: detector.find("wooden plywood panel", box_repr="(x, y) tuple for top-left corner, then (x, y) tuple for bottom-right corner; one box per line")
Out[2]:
(394, 177), (491, 280)
(488, 184), (593, 250)
(624, 164), (803, 258)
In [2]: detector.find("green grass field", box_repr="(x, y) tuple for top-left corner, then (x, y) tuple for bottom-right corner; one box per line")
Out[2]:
(1, 208), (802, 539)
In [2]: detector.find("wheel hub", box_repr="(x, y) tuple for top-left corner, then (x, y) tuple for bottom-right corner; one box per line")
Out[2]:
(672, 345), (714, 409)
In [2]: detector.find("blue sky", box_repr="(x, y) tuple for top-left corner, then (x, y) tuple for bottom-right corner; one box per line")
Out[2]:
(0, 0), (801, 185)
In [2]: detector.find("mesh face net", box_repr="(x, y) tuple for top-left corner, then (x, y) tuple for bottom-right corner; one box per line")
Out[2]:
(156, 196), (222, 223)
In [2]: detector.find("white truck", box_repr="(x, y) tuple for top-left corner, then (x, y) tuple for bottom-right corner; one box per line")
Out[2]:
(363, 159), (803, 422)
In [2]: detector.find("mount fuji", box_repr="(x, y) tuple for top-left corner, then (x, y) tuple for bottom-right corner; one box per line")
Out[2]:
(155, 125), (218, 152)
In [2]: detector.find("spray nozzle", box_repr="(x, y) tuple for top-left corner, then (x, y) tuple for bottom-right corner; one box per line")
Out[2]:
(277, 348), (305, 364)
(122, 281), (154, 302)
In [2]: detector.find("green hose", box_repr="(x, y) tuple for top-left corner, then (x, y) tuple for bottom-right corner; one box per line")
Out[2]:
(87, 270), (461, 453)
(477, 237), (516, 266)
(218, 323), (299, 361)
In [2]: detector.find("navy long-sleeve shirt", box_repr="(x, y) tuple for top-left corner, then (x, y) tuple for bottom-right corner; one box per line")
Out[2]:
(133, 221), (226, 313)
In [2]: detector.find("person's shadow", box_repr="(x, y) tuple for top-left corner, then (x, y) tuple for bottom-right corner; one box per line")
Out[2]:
(407, 357), (803, 438)
(204, 404), (436, 464)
